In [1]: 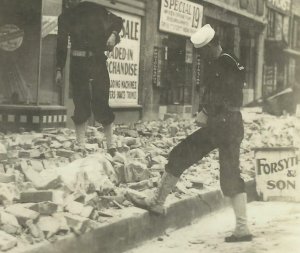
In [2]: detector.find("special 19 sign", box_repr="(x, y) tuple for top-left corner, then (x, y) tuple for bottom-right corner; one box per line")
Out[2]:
(159, 0), (203, 37)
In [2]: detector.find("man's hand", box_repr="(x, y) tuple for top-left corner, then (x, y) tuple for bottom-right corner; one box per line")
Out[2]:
(55, 69), (63, 86)
(106, 33), (117, 52)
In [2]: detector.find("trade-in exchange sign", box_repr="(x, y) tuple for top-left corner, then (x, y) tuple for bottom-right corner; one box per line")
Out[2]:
(159, 0), (203, 37)
(107, 10), (141, 107)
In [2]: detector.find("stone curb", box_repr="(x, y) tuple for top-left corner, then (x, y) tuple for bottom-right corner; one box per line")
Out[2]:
(15, 180), (258, 253)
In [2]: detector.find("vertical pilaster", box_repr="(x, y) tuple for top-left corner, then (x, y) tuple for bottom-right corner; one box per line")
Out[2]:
(255, 27), (266, 100)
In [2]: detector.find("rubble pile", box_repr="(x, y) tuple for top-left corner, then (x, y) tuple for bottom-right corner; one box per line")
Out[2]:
(0, 110), (298, 251)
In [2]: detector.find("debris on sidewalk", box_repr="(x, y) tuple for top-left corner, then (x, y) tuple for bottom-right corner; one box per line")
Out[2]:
(0, 110), (298, 250)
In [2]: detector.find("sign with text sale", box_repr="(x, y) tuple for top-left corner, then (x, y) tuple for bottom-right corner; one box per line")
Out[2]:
(254, 147), (300, 202)
(159, 0), (203, 37)
(107, 11), (141, 106)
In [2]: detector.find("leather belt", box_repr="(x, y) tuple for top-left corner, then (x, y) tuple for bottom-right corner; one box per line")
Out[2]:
(71, 50), (94, 57)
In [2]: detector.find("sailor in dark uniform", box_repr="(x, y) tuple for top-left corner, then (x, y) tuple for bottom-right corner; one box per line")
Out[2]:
(127, 24), (253, 243)
(55, 0), (123, 156)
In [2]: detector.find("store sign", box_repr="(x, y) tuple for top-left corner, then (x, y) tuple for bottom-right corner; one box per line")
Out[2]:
(263, 64), (277, 95)
(159, 0), (203, 37)
(152, 47), (163, 87)
(107, 11), (141, 106)
(267, 0), (291, 13)
(254, 148), (300, 202)
(196, 55), (201, 86)
(0, 24), (24, 51)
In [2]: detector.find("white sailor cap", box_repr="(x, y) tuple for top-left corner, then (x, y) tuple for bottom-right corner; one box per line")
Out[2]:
(190, 24), (215, 48)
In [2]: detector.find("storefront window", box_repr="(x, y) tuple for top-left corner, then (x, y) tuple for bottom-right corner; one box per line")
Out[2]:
(263, 63), (277, 96)
(160, 35), (193, 105)
(267, 9), (276, 38)
(39, 0), (62, 105)
(240, 32), (257, 90)
(0, 0), (63, 106)
(205, 18), (234, 53)
(292, 16), (300, 50)
(0, 0), (42, 105)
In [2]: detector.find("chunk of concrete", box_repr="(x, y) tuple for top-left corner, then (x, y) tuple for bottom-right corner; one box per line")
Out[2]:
(0, 231), (17, 251)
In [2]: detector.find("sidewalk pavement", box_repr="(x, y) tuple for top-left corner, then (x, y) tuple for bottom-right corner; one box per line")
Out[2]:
(126, 201), (300, 253)
(13, 181), (257, 253)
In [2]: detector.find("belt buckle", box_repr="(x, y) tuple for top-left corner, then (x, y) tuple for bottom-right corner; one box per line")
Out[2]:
(72, 50), (83, 57)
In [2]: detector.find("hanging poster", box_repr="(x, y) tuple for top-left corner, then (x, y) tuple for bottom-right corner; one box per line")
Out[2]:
(107, 11), (141, 106)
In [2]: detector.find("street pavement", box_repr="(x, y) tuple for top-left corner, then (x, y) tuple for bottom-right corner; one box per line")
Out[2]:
(125, 201), (300, 253)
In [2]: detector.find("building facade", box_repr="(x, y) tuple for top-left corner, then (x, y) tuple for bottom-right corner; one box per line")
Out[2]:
(0, 0), (67, 132)
(0, 0), (146, 131)
(263, 0), (292, 96)
(142, 0), (266, 119)
(1, 0), (299, 132)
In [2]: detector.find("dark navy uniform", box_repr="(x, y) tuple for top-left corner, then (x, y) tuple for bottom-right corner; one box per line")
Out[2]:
(165, 52), (246, 197)
(56, 2), (123, 126)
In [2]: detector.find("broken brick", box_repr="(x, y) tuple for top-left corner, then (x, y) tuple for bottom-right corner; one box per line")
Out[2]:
(63, 213), (89, 234)
(0, 183), (20, 204)
(4, 164), (14, 173)
(52, 190), (65, 206)
(26, 220), (44, 239)
(80, 206), (94, 218)
(28, 202), (58, 215)
(0, 143), (7, 161)
(127, 179), (153, 191)
(19, 149), (41, 158)
(37, 216), (61, 239)
(5, 204), (39, 226)
(50, 140), (63, 149)
(113, 153), (127, 164)
(85, 144), (99, 152)
(151, 155), (168, 165)
(69, 153), (83, 162)
(169, 124), (179, 137)
(123, 137), (137, 146)
(19, 191), (54, 203)
(41, 160), (53, 170)
(56, 149), (75, 158)
(29, 160), (44, 172)
(65, 201), (84, 216)
(62, 141), (72, 149)
(22, 166), (62, 190)
(51, 213), (70, 234)
(0, 173), (15, 183)
(0, 211), (21, 235)
(15, 160), (28, 172)
(40, 150), (55, 159)
(4, 165), (15, 175)
(0, 164), (5, 173)
(124, 161), (151, 183)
